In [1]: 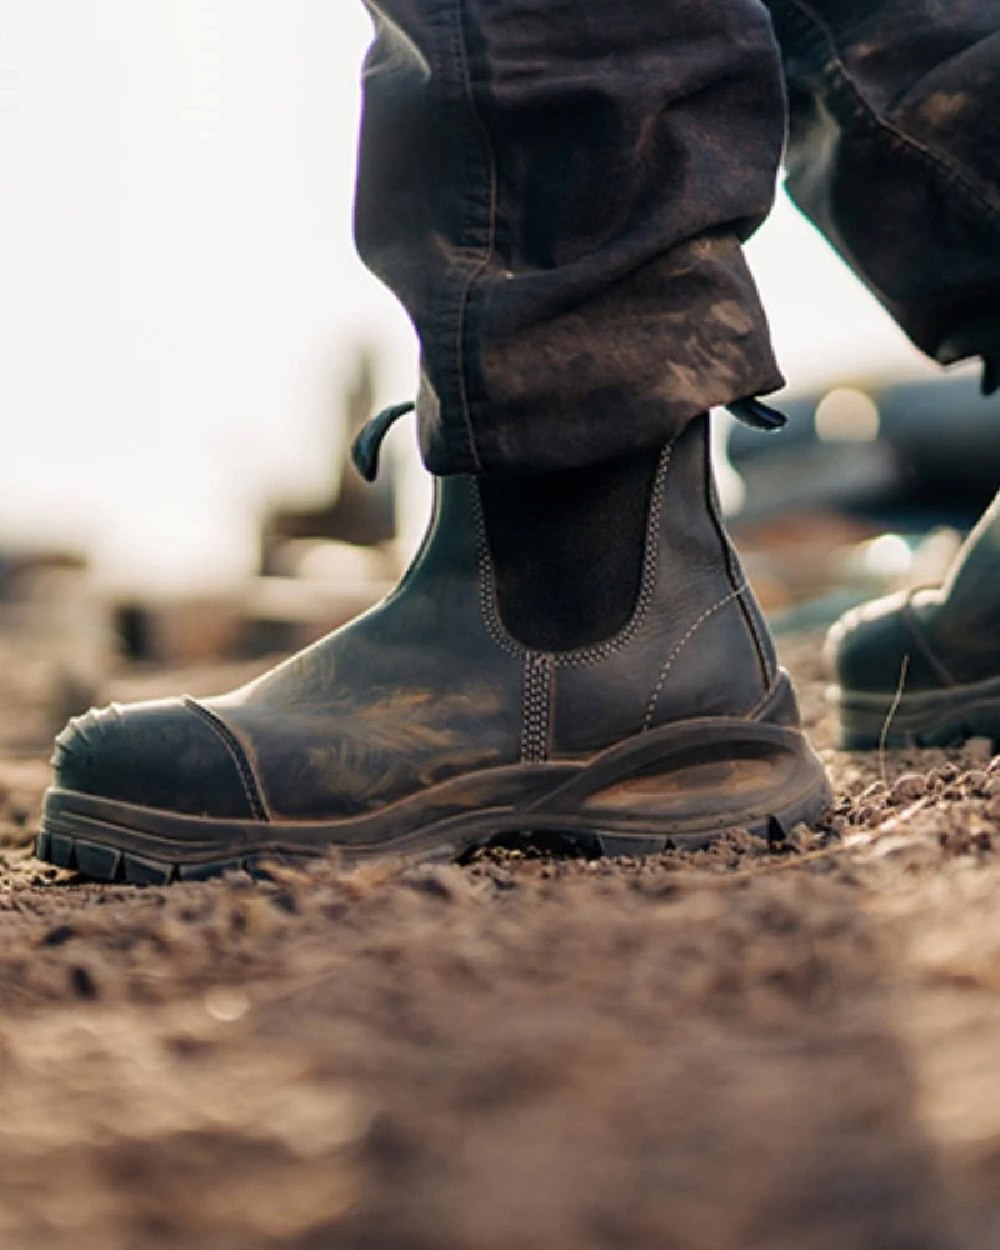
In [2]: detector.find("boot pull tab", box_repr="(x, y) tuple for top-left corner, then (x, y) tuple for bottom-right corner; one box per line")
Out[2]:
(351, 401), (415, 482)
(726, 397), (787, 432)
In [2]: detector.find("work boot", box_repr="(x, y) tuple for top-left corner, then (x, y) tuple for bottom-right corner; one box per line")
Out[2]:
(827, 489), (1000, 749)
(37, 409), (830, 883)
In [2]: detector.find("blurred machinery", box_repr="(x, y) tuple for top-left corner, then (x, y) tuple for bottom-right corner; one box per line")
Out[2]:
(729, 371), (999, 526)
(117, 348), (402, 664)
(0, 548), (110, 752)
(259, 350), (397, 573)
(727, 371), (999, 630)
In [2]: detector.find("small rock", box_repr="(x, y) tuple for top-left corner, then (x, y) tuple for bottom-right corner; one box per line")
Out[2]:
(68, 963), (100, 999)
(889, 773), (927, 804)
(964, 737), (994, 763)
(963, 769), (989, 796)
(41, 923), (77, 947)
(403, 864), (481, 903)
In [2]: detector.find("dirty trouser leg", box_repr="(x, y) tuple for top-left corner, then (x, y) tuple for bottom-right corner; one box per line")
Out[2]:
(354, 0), (787, 475)
(766, 0), (1000, 378)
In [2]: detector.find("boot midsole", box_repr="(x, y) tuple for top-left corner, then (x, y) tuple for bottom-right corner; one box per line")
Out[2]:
(830, 676), (1000, 747)
(42, 716), (831, 866)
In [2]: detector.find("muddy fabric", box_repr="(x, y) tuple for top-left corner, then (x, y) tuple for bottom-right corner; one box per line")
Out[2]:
(354, 0), (786, 475)
(355, 1), (1000, 476)
(768, 0), (1000, 367)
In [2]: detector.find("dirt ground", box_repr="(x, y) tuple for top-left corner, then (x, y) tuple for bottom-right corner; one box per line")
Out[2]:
(2, 637), (1000, 1249)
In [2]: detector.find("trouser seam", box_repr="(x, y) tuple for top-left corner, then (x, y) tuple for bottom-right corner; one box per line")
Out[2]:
(433, 0), (494, 475)
(774, 0), (1000, 233)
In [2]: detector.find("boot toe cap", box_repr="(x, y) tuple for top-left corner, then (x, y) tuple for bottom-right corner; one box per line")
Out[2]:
(52, 698), (261, 819)
(825, 591), (946, 695)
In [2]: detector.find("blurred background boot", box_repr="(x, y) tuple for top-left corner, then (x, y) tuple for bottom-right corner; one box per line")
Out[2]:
(826, 487), (1000, 748)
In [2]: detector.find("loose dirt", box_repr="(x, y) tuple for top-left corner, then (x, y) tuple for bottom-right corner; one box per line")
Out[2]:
(1, 637), (1000, 1249)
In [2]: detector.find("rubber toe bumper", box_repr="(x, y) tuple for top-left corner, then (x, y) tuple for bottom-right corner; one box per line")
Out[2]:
(52, 699), (262, 820)
(825, 591), (948, 696)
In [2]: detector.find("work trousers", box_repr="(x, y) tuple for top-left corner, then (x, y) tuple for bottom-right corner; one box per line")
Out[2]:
(354, 1), (1000, 475)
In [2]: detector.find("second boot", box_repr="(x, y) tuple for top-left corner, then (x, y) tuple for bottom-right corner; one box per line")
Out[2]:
(827, 487), (1000, 749)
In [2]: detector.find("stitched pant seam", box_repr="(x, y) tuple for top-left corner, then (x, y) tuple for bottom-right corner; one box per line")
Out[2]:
(777, 0), (1000, 232)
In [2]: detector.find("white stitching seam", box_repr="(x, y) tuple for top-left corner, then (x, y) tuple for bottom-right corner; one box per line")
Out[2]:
(521, 653), (554, 763)
(642, 585), (749, 731)
(472, 439), (676, 667)
(789, 0), (1000, 228)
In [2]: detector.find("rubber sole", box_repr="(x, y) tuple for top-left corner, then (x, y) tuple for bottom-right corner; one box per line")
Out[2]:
(36, 715), (833, 884)
(831, 675), (1000, 750)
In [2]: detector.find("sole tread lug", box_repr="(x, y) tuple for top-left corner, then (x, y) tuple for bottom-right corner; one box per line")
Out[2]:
(74, 840), (123, 882)
(123, 853), (176, 886)
(48, 833), (76, 869)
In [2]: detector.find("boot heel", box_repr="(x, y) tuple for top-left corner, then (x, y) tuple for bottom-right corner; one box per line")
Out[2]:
(527, 714), (831, 848)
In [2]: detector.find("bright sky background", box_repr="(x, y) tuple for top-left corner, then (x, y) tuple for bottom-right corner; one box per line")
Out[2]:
(0, 0), (939, 590)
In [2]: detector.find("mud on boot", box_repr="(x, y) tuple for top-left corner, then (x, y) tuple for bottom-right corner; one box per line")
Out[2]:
(37, 412), (830, 883)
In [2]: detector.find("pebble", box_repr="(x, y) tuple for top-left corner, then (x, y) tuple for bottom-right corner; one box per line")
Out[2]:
(963, 770), (989, 796)
(964, 737), (994, 763)
(889, 773), (926, 804)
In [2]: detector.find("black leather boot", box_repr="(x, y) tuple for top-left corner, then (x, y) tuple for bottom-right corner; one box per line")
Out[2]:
(37, 412), (830, 883)
(827, 489), (1000, 749)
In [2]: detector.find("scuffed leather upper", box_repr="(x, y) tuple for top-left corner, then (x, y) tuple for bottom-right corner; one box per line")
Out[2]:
(53, 699), (259, 818)
(53, 417), (785, 823)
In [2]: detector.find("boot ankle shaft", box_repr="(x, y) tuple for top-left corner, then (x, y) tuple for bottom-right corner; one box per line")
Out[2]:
(477, 415), (775, 690)
(478, 445), (662, 652)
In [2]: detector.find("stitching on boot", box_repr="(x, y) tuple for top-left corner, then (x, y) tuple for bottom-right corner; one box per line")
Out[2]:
(555, 441), (673, 667)
(521, 653), (554, 763)
(471, 443), (676, 666)
(471, 480), (527, 659)
(183, 698), (270, 822)
(642, 585), (749, 731)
